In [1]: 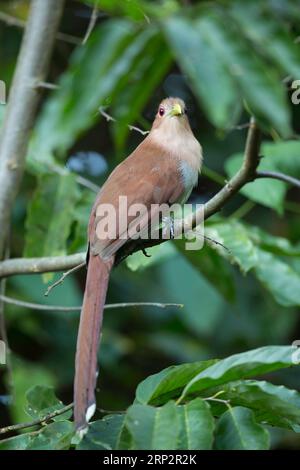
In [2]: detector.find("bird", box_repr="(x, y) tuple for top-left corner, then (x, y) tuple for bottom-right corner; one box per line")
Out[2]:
(74, 97), (203, 434)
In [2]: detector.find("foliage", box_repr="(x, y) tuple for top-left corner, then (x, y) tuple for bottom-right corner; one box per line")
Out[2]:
(1, 346), (300, 450)
(0, 0), (300, 451)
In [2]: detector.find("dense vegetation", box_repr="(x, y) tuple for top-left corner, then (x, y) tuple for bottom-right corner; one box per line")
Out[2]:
(0, 0), (300, 450)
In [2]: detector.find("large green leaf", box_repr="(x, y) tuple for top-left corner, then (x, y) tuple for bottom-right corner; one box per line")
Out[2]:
(0, 421), (74, 450)
(225, 140), (300, 212)
(262, 140), (300, 178)
(32, 20), (154, 157)
(179, 346), (297, 400)
(26, 421), (74, 450)
(24, 174), (79, 258)
(225, 153), (286, 213)
(215, 407), (270, 450)
(112, 33), (172, 153)
(177, 398), (214, 450)
(25, 385), (71, 421)
(136, 359), (218, 405)
(76, 415), (131, 450)
(202, 220), (300, 307)
(164, 16), (239, 128)
(208, 380), (300, 430)
(160, 255), (224, 334)
(230, 1), (300, 79)
(247, 225), (300, 257)
(196, 13), (291, 136)
(175, 240), (236, 303)
(205, 220), (258, 273)
(0, 434), (33, 450)
(254, 249), (300, 307)
(125, 401), (179, 450)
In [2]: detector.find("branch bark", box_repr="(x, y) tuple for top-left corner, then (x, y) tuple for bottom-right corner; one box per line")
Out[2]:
(0, 253), (85, 278)
(256, 170), (300, 189)
(0, 0), (65, 257)
(0, 403), (73, 435)
(0, 118), (263, 278)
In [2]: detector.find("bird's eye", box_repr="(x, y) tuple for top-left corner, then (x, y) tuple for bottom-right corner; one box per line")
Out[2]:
(159, 107), (165, 117)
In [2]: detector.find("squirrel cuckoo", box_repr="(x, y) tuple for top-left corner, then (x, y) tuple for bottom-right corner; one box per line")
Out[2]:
(74, 97), (203, 433)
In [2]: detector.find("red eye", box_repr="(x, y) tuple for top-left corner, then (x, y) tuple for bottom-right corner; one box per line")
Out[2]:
(159, 107), (165, 117)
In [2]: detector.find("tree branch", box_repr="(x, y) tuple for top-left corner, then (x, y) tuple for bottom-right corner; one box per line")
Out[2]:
(0, 403), (73, 435)
(0, 118), (263, 277)
(0, 253), (85, 279)
(44, 263), (86, 297)
(256, 170), (300, 189)
(0, 295), (183, 312)
(114, 117), (261, 263)
(0, 0), (65, 257)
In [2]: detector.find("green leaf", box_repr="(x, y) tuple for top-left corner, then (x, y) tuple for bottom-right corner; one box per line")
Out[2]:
(24, 174), (79, 258)
(200, 219), (300, 307)
(33, 20), (154, 157)
(209, 380), (300, 430)
(160, 255), (224, 334)
(177, 398), (214, 450)
(225, 153), (286, 213)
(205, 220), (258, 273)
(215, 407), (270, 450)
(126, 243), (176, 271)
(112, 33), (172, 152)
(230, 1), (300, 79)
(8, 357), (56, 425)
(25, 385), (71, 421)
(262, 140), (300, 178)
(179, 345), (297, 401)
(76, 414), (131, 450)
(164, 17), (239, 128)
(254, 249), (300, 307)
(175, 240), (236, 303)
(0, 434), (33, 450)
(125, 401), (179, 450)
(247, 225), (300, 257)
(26, 421), (74, 450)
(136, 359), (218, 405)
(196, 13), (291, 136)
(69, 189), (95, 253)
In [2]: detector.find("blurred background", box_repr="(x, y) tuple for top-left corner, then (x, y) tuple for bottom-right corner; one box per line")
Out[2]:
(0, 0), (300, 449)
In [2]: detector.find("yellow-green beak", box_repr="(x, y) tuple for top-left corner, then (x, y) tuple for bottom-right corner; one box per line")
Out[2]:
(168, 103), (183, 117)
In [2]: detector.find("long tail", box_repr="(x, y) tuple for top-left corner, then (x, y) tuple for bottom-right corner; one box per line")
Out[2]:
(74, 253), (114, 432)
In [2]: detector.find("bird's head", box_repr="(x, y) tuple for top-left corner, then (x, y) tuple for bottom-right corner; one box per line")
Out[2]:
(152, 97), (190, 132)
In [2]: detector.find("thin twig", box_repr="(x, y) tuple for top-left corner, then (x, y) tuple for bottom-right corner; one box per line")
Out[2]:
(35, 81), (60, 90)
(0, 403), (73, 435)
(0, 10), (80, 45)
(82, 1), (99, 45)
(99, 106), (150, 136)
(128, 125), (150, 136)
(203, 235), (231, 253)
(76, 175), (100, 193)
(0, 295), (183, 312)
(44, 262), (86, 297)
(229, 122), (250, 131)
(256, 170), (300, 189)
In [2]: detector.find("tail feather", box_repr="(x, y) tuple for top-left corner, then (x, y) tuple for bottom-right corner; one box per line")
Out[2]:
(74, 254), (114, 432)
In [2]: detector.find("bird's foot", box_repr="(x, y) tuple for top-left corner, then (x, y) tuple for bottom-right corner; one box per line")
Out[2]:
(162, 216), (175, 239)
(141, 246), (151, 258)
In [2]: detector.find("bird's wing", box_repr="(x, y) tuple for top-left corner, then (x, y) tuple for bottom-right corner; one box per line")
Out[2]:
(89, 140), (185, 259)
